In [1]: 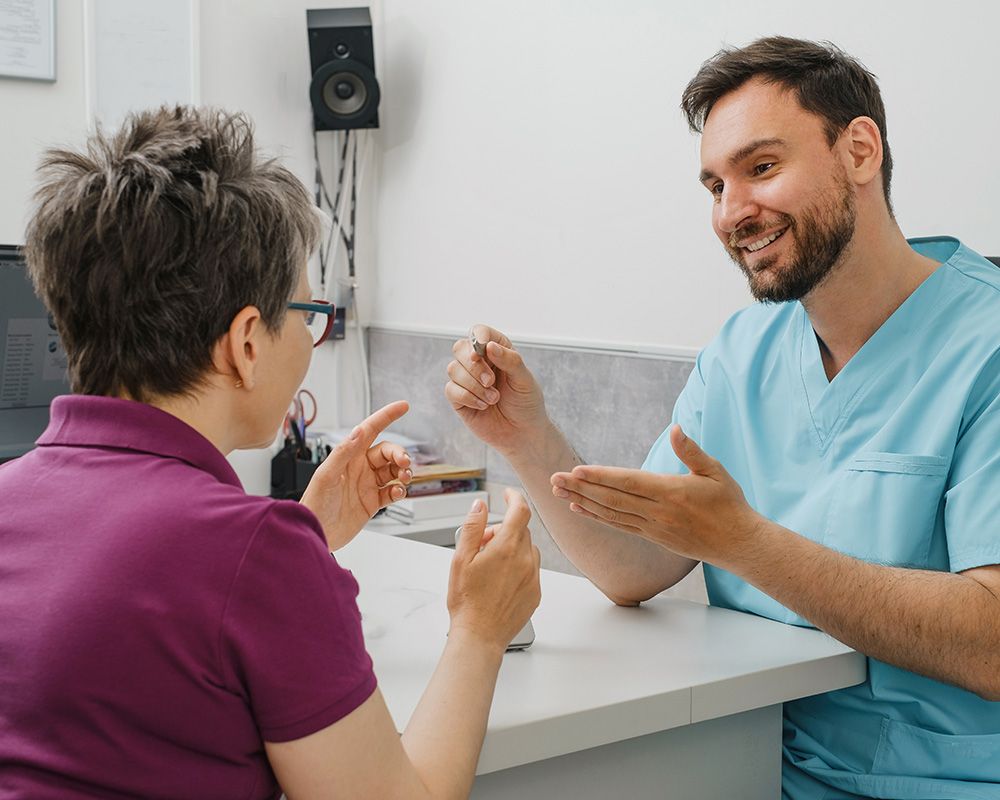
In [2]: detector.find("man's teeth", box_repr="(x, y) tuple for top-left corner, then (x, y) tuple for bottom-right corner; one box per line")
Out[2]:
(745, 229), (785, 252)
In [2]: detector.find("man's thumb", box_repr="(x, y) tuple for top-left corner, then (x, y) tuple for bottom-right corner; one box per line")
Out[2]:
(456, 498), (488, 558)
(669, 425), (715, 476)
(485, 341), (532, 385)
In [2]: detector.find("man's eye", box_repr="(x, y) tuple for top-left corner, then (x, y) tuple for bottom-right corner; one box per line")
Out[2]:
(710, 182), (723, 197)
(753, 162), (775, 176)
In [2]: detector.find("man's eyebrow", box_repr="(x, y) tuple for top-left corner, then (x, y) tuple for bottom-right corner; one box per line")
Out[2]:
(699, 138), (788, 183)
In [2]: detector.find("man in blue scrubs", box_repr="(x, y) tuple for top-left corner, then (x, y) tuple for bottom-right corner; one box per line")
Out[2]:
(446, 37), (1000, 798)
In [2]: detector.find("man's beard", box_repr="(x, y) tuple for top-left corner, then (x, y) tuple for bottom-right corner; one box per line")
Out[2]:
(726, 177), (857, 303)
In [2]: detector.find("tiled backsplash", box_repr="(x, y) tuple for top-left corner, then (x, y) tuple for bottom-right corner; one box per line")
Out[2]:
(369, 327), (708, 603)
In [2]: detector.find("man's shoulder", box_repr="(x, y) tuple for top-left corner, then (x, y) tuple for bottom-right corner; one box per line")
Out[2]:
(912, 235), (1000, 302)
(719, 300), (795, 334)
(941, 242), (1000, 302)
(927, 242), (1000, 354)
(697, 301), (796, 371)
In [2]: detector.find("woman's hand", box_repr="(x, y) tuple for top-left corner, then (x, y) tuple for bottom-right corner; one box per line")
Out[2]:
(448, 490), (541, 653)
(300, 401), (412, 550)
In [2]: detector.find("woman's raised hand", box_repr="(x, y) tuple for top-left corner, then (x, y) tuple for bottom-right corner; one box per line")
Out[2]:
(300, 400), (412, 550)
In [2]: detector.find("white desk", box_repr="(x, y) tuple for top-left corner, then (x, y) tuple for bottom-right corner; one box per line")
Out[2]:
(363, 511), (504, 546)
(337, 533), (866, 799)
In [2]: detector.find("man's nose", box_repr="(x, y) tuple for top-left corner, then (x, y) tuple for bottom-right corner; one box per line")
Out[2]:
(717, 184), (758, 235)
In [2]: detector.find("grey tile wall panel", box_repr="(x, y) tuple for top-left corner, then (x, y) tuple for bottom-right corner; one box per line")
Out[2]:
(369, 328), (707, 602)
(367, 329), (488, 469)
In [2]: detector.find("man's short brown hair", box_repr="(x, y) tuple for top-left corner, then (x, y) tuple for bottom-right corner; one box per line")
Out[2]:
(24, 105), (321, 402)
(681, 36), (893, 214)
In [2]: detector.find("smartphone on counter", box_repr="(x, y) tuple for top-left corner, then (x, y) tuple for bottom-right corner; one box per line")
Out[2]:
(455, 526), (536, 651)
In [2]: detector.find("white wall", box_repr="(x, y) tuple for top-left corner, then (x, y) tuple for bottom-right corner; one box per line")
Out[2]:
(374, 0), (1000, 353)
(199, 0), (385, 490)
(6, 2), (1000, 352)
(4, 1), (1000, 484)
(0, 0), (379, 491)
(0, 0), (88, 244)
(198, 0), (384, 435)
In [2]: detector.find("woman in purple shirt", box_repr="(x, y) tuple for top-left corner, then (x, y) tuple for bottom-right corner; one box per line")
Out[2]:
(0, 106), (540, 799)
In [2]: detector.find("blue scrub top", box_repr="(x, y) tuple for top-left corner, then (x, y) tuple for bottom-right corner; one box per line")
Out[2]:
(643, 238), (1000, 799)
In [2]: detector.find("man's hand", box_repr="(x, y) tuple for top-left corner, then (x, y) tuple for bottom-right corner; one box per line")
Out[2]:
(446, 324), (694, 606)
(558, 425), (1000, 699)
(300, 400), (413, 551)
(445, 324), (550, 457)
(550, 424), (764, 567)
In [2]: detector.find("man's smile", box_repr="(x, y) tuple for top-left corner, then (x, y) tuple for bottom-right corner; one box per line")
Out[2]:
(736, 226), (789, 254)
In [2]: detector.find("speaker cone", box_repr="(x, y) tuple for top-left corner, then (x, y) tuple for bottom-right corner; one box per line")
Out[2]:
(322, 72), (366, 116)
(310, 58), (380, 129)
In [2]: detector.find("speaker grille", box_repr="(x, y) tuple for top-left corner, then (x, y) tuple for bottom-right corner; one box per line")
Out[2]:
(309, 57), (380, 130)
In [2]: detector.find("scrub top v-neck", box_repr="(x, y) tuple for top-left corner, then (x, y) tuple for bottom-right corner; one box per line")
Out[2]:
(793, 257), (948, 450)
(643, 237), (1000, 799)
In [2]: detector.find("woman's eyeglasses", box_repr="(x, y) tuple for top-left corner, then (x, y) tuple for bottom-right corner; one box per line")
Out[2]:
(288, 300), (336, 347)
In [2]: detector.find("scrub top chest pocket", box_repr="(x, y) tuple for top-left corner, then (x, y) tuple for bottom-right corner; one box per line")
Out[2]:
(824, 452), (950, 569)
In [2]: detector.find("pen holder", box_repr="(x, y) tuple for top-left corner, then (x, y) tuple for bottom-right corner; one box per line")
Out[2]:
(270, 442), (319, 500)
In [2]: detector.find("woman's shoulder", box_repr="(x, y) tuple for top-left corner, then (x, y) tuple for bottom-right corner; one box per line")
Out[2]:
(187, 481), (329, 557)
(127, 464), (329, 574)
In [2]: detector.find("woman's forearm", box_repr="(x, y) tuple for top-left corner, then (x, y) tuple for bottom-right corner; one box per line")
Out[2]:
(400, 628), (505, 800)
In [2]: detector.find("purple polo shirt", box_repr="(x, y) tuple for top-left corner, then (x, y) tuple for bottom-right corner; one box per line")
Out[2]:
(0, 396), (377, 799)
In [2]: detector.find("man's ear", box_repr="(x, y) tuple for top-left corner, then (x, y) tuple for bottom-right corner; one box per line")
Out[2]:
(215, 305), (264, 391)
(842, 116), (883, 188)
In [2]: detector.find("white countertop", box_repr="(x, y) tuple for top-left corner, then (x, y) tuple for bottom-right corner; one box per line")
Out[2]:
(337, 532), (866, 775)
(363, 511), (504, 546)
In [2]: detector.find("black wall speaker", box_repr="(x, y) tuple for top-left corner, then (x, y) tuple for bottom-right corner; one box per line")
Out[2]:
(307, 7), (380, 131)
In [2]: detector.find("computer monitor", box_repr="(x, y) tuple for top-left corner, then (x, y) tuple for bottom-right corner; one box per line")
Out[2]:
(0, 244), (70, 461)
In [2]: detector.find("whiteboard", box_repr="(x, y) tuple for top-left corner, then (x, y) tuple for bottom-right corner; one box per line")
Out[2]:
(0, 0), (55, 81)
(85, 0), (198, 129)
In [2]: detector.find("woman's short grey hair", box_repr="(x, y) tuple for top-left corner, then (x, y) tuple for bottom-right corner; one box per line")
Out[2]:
(24, 105), (321, 402)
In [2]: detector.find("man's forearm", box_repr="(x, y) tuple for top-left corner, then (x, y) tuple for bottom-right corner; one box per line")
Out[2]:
(727, 521), (1000, 700)
(502, 421), (696, 604)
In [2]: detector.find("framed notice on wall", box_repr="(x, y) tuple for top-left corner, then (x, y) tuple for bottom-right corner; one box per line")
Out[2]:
(86, 0), (197, 130)
(0, 0), (55, 82)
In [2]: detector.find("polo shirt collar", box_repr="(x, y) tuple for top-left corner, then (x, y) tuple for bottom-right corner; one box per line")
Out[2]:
(37, 395), (242, 489)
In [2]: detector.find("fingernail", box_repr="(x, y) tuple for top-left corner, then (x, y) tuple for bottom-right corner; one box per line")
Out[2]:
(349, 427), (361, 440)
(471, 499), (484, 512)
(475, 400), (487, 410)
(485, 389), (499, 403)
(553, 487), (569, 498)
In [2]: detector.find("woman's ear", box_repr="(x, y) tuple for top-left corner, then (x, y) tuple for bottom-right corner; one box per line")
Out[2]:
(215, 306), (263, 391)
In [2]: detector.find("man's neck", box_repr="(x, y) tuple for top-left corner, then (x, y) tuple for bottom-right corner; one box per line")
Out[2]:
(801, 220), (939, 381)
